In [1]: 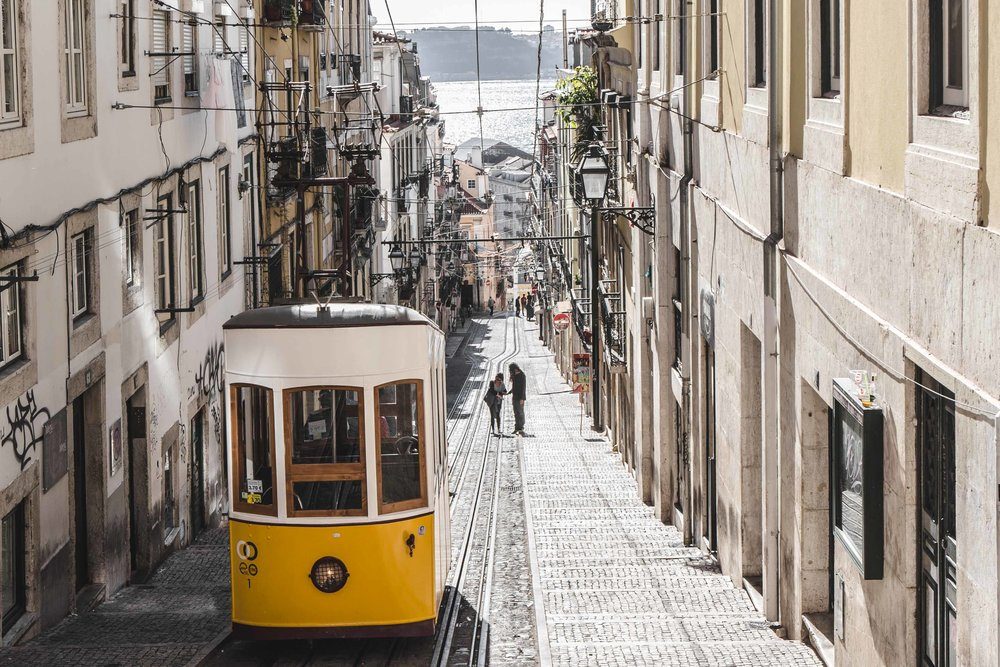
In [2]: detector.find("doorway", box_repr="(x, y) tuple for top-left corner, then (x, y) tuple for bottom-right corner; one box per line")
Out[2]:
(917, 369), (957, 667)
(72, 383), (103, 601)
(190, 410), (206, 539)
(739, 325), (763, 585)
(126, 390), (147, 581)
(702, 342), (717, 553)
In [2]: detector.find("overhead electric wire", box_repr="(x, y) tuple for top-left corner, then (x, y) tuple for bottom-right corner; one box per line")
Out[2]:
(473, 0), (486, 154)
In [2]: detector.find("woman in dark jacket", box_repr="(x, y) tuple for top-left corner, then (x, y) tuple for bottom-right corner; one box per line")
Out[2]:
(484, 373), (508, 436)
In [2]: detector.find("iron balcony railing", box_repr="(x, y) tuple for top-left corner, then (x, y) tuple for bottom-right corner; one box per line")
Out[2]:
(600, 280), (627, 367)
(263, 0), (326, 29)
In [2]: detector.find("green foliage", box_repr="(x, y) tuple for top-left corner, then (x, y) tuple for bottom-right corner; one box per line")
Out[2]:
(556, 67), (600, 161)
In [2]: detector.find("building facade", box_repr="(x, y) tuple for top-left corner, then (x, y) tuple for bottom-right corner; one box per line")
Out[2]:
(539, 0), (1000, 664)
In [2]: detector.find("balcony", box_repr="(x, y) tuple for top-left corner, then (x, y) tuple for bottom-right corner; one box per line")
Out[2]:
(263, 0), (326, 29)
(351, 185), (378, 237)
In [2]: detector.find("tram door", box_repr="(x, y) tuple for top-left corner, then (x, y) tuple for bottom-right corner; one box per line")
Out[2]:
(918, 371), (957, 667)
(703, 343), (717, 552)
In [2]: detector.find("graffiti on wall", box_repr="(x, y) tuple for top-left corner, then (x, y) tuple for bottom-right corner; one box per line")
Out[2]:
(195, 341), (225, 401)
(2, 390), (52, 471)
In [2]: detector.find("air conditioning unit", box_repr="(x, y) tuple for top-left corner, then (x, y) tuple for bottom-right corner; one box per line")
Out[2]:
(214, 1), (233, 16)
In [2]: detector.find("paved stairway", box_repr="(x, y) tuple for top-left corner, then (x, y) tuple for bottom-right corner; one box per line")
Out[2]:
(513, 317), (821, 666)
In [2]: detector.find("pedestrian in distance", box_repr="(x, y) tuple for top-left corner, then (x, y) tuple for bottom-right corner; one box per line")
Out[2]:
(526, 296), (535, 321)
(483, 373), (508, 435)
(515, 296), (522, 318)
(508, 362), (527, 436)
(488, 296), (495, 317)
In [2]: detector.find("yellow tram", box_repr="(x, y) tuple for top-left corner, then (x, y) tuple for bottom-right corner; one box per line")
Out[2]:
(223, 302), (451, 638)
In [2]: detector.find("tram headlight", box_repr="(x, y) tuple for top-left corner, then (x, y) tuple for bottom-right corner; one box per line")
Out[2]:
(309, 556), (349, 593)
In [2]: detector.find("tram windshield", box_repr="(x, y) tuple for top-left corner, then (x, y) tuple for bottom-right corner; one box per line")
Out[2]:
(376, 381), (426, 512)
(233, 385), (275, 511)
(288, 388), (362, 465)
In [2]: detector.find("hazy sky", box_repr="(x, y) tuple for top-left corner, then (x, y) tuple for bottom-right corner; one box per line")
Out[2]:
(372, 0), (593, 32)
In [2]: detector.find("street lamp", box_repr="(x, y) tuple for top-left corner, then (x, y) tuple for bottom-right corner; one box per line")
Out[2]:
(576, 142), (609, 432)
(409, 246), (422, 269)
(535, 266), (546, 283)
(388, 243), (406, 275)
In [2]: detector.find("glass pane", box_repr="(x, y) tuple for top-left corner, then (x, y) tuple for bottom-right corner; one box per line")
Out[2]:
(378, 382), (422, 506)
(1, 508), (15, 617)
(947, 0), (964, 89)
(947, 605), (957, 666)
(837, 405), (865, 555)
(1, 0), (13, 50)
(6, 289), (18, 358)
(924, 579), (937, 664)
(235, 385), (274, 507)
(289, 388), (362, 465)
(292, 480), (362, 512)
(2, 55), (13, 114)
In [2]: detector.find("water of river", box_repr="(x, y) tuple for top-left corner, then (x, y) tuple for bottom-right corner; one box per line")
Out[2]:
(434, 79), (557, 153)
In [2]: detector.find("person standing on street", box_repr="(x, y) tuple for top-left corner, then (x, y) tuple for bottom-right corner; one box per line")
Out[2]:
(488, 296), (495, 317)
(483, 373), (508, 435)
(515, 296), (522, 318)
(509, 363), (527, 435)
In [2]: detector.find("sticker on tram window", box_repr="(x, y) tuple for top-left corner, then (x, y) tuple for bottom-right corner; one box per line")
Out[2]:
(243, 492), (263, 504)
(247, 479), (263, 494)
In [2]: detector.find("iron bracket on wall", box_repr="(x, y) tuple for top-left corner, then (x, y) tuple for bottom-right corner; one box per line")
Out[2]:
(600, 207), (656, 236)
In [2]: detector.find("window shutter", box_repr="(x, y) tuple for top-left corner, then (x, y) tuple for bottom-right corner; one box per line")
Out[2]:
(213, 17), (224, 55)
(239, 27), (249, 80)
(182, 21), (195, 75)
(152, 11), (168, 86)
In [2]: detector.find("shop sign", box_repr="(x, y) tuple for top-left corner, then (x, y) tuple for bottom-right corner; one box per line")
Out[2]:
(572, 353), (591, 394)
(832, 377), (884, 580)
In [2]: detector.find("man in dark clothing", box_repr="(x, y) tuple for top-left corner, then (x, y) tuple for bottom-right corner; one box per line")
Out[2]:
(509, 363), (526, 435)
(515, 297), (521, 317)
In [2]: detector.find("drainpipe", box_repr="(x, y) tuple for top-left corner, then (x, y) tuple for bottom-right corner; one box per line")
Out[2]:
(762, 0), (784, 624)
(678, 15), (695, 547)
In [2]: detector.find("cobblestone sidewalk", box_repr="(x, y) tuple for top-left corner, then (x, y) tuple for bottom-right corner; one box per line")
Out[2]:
(0, 526), (229, 667)
(514, 319), (822, 666)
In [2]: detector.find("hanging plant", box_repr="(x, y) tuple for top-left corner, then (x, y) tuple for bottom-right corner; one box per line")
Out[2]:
(556, 66), (600, 162)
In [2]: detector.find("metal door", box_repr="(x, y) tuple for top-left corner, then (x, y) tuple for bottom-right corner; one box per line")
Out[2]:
(918, 372), (957, 667)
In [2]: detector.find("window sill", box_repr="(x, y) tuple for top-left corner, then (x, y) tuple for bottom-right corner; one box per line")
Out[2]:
(0, 119), (24, 132)
(221, 268), (233, 282)
(72, 311), (96, 330)
(184, 91), (200, 99)
(121, 70), (136, 78)
(925, 105), (971, 122)
(190, 294), (205, 308)
(159, 317), (177, 337)
(154, 98), (172, 107)
(0, 357), (29, 381)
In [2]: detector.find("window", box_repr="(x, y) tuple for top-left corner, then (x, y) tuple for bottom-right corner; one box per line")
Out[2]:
(820, 0), (841, 95)
(218, 166), (232, 276)
(706, 0), (719, 74)
(285, 387), (366, 516)
(186, 180), (203, 301)
(71, 231), (90, 318)
(654, 0), (662, 71)
(467, 179), (475, 190)
(636, 0), (642, 69)
(239, 25), (250, 84)
(122, 207), (140, 287)
(182, 18), (197, 95)
(375, 381), (426, 513)
(930, 0), (968, 109)
(1, 0), (21, 125)
(154, 194), (176, 312)
(232, 384), (276, 514)
(752, 0), (767, 87)
(1, 501), (26, 634)
(151, 9), (171, 103)
(0, 264), (22, 369)
(64, 0), (87, 115)
(675, 0), (685, 76)
(213, 16), (225, 55)
(120, 0), (135, 76)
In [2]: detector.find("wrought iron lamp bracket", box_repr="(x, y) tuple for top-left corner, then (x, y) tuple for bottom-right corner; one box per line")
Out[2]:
(600, 207), (656, 236)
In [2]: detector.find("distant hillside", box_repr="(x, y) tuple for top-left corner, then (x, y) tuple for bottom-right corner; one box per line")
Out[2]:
(402, 27), (564, 82)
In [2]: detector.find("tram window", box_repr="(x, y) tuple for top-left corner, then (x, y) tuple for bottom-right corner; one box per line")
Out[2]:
(292, 481), (363, 512)
(232, 384), (276, 514)
(376, 381), (427, 513)
(288, 388), (362, 465)
(284, 386), (367, 517)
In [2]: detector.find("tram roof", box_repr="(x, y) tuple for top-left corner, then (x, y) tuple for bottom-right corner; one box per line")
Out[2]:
(223, 302), (439, 331)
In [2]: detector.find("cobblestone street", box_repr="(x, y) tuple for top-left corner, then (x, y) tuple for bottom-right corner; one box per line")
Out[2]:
(0, 315), (821, 666)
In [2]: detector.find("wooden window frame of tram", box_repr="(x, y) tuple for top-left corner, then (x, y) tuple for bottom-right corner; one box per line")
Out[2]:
(374, 379), (429, 515)
(282, 385), (368, 518)
(230, 383), (279, 517)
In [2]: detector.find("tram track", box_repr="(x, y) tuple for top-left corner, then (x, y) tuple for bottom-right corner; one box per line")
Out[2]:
(433, 314), (521, 667)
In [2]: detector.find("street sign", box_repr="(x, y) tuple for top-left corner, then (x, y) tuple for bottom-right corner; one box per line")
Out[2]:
(572, 353), (591, 394)
(553, 312), (571, 332)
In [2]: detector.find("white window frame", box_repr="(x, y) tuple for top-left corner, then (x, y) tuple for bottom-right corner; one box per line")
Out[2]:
(0, 264), (22, 368)
(123, 207), (139, 286)
(182, 17), (197, 95)
(71, 231), (89, 318)
(467, 179), (475, 190)
(64, 0), (88, 116)
(155, 195), (175, 312)
(218, 166), (232, 275)
(0, 0), (21, 126)
(152, 9), (171, 103)
(187, 181), (203, 301)
(941, 0), (968, 108)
